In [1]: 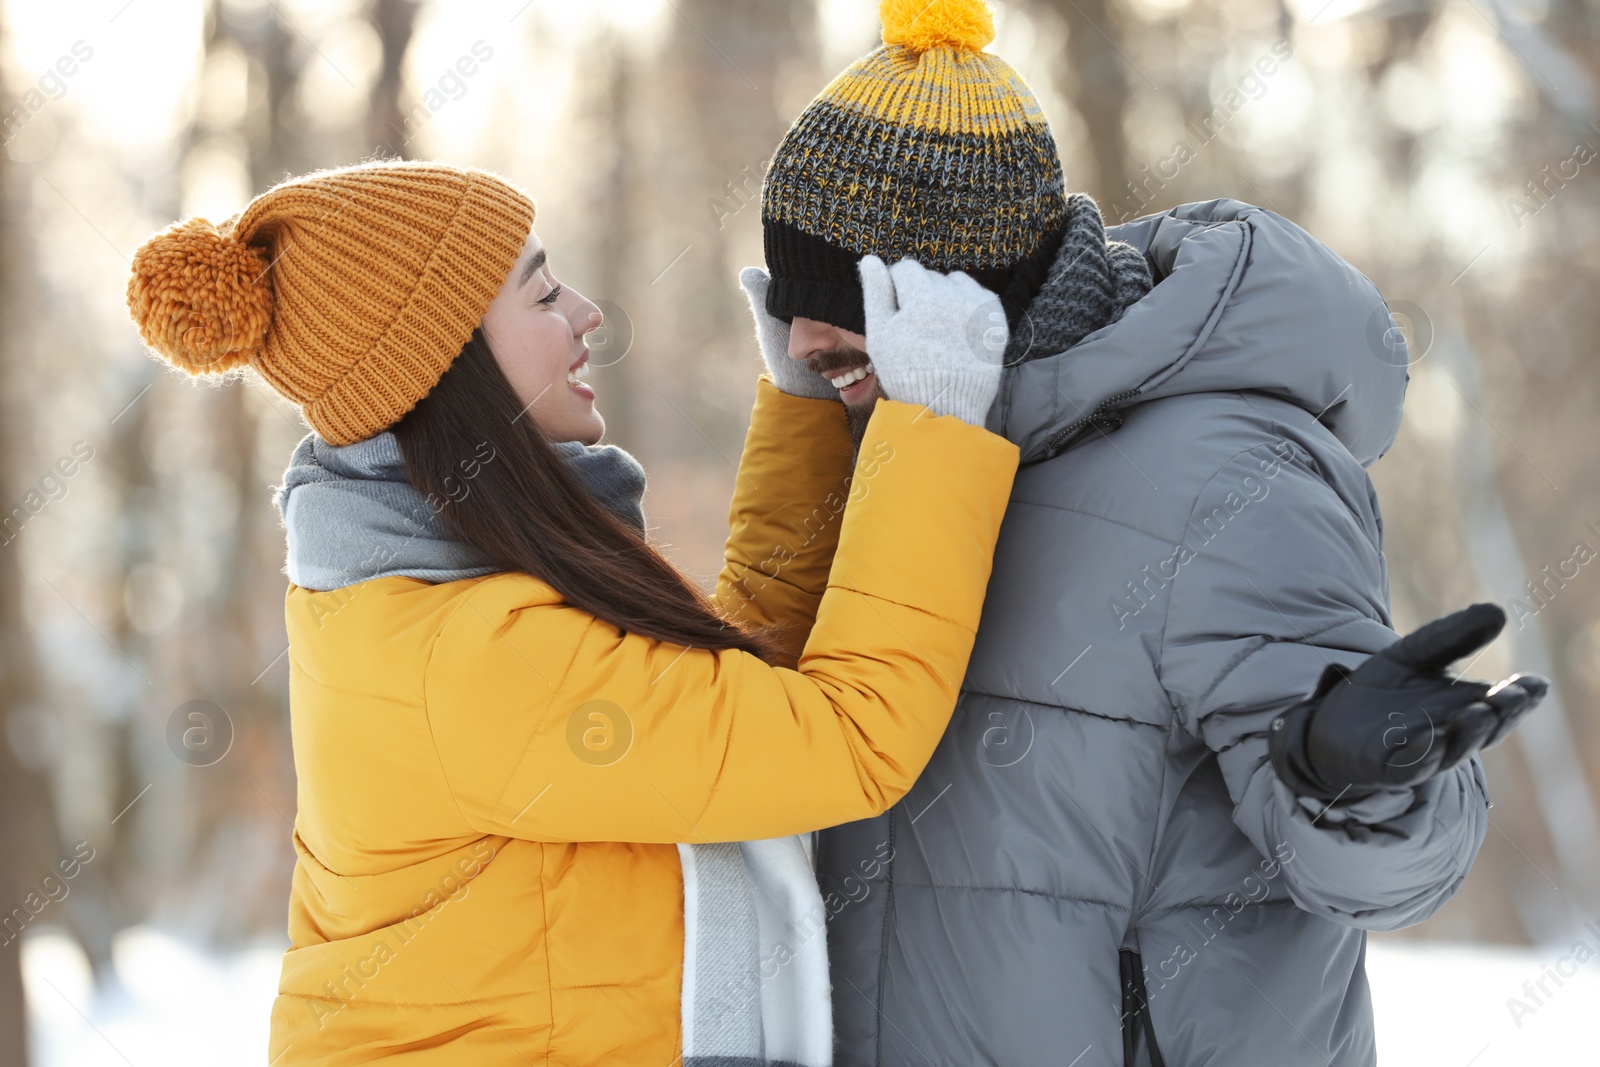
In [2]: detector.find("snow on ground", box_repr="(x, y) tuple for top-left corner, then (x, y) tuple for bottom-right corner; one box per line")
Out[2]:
(24, 927), (281, 1066)
(1366, 935), (1600, 1065)
(21, 926), (1600, 1064)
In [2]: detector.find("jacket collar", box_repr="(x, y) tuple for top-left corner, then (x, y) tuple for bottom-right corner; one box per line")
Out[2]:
(989, 199), (1408, 468)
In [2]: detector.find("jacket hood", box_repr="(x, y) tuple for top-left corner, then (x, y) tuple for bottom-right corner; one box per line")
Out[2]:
(988, 199), (1409, 468)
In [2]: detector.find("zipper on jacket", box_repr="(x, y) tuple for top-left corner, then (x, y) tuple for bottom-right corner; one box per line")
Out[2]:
(1043, 388), (1141, 460)
(872, 810), (898, 1067)
(1119, 949), (1167, 1067)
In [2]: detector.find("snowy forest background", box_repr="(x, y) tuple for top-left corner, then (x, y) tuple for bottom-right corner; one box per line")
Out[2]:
(0, 0), (1598, 1063)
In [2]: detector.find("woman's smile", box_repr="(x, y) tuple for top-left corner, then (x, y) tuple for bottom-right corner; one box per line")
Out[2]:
(567, 348), (595, 400)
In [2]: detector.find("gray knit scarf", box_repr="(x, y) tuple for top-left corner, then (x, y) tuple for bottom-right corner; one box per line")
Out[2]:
(1008, 192), (1153, 365)
(273, 430), (646, 589)
(273, 429), (831, 1067)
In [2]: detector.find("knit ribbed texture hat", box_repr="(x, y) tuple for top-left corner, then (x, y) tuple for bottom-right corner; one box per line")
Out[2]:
(126, 160), (536, 445)
(761, 0), (1069, 335)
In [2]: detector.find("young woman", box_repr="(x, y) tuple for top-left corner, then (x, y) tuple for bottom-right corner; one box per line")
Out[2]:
(124, 160), (1019, 1064)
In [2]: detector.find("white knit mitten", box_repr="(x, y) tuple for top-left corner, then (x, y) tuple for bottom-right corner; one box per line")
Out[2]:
(857, 255), (1006, 426)
(738, 266), (839, 401)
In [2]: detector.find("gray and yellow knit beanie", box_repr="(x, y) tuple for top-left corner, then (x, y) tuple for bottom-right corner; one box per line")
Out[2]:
(761, 0), (1069, 334)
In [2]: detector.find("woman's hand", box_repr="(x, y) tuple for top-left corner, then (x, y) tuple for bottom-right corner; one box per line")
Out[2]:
(739, 266), (840, 401)
(858, 255), (1006, 427)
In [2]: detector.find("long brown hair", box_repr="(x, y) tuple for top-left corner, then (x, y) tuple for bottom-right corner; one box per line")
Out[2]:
(392, 329), (776, 660)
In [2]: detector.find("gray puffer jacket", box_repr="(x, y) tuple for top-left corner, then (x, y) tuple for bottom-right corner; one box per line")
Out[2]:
(818, 199), (1489, 1067)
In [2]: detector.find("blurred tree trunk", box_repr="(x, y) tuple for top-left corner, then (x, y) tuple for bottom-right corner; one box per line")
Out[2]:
(669, 0), (819, 354)
(1033, 0), (1132, 206)
(0, 502), (47, 1062)
(656, 3), (819, 447)
(368, 0), (423, 158)
(1446, 331), (1600, 936)
(141, 0), (315, 948)
(0, 28), (52, 1067)
(575, 27), (644, 453)
(163, 0), (420, 947)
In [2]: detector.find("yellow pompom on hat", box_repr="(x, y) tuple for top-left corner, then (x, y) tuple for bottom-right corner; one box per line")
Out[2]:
(762, 0), (1067, 335)
(879, 0), (995, 53)
(126, 160), (536, 445)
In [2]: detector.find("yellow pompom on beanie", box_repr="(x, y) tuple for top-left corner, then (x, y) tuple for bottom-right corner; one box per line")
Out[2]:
(126, 160), (537, 446)
(878, 0), (995, 53)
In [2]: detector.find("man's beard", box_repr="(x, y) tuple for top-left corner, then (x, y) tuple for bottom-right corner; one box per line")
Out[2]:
(805, 343), (885, 452)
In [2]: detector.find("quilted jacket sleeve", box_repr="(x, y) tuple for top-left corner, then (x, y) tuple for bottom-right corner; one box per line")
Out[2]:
(710, 375), (855, 669)
(424, 397), (1019, 845)
(1157, 440), (1489, 931)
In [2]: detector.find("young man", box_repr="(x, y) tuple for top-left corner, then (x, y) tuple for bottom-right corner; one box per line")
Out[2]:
(739, 2), (1546, 1063)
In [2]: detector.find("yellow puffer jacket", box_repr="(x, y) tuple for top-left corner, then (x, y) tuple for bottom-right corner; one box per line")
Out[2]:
(267, 378), (1019, 1064)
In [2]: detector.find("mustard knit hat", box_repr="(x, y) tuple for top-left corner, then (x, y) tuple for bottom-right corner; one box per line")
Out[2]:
(762, 0), (1067, 334)
(126, 160), (537, 445)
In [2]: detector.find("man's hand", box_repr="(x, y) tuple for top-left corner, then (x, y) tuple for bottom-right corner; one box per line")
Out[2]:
(858, 255), (1006, 427)
(1269, 603), (1548, 802)
(738, 266), (839, 401)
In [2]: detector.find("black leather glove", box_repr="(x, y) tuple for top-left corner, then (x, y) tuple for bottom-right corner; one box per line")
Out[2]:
(1269, 603), (1548, 802)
